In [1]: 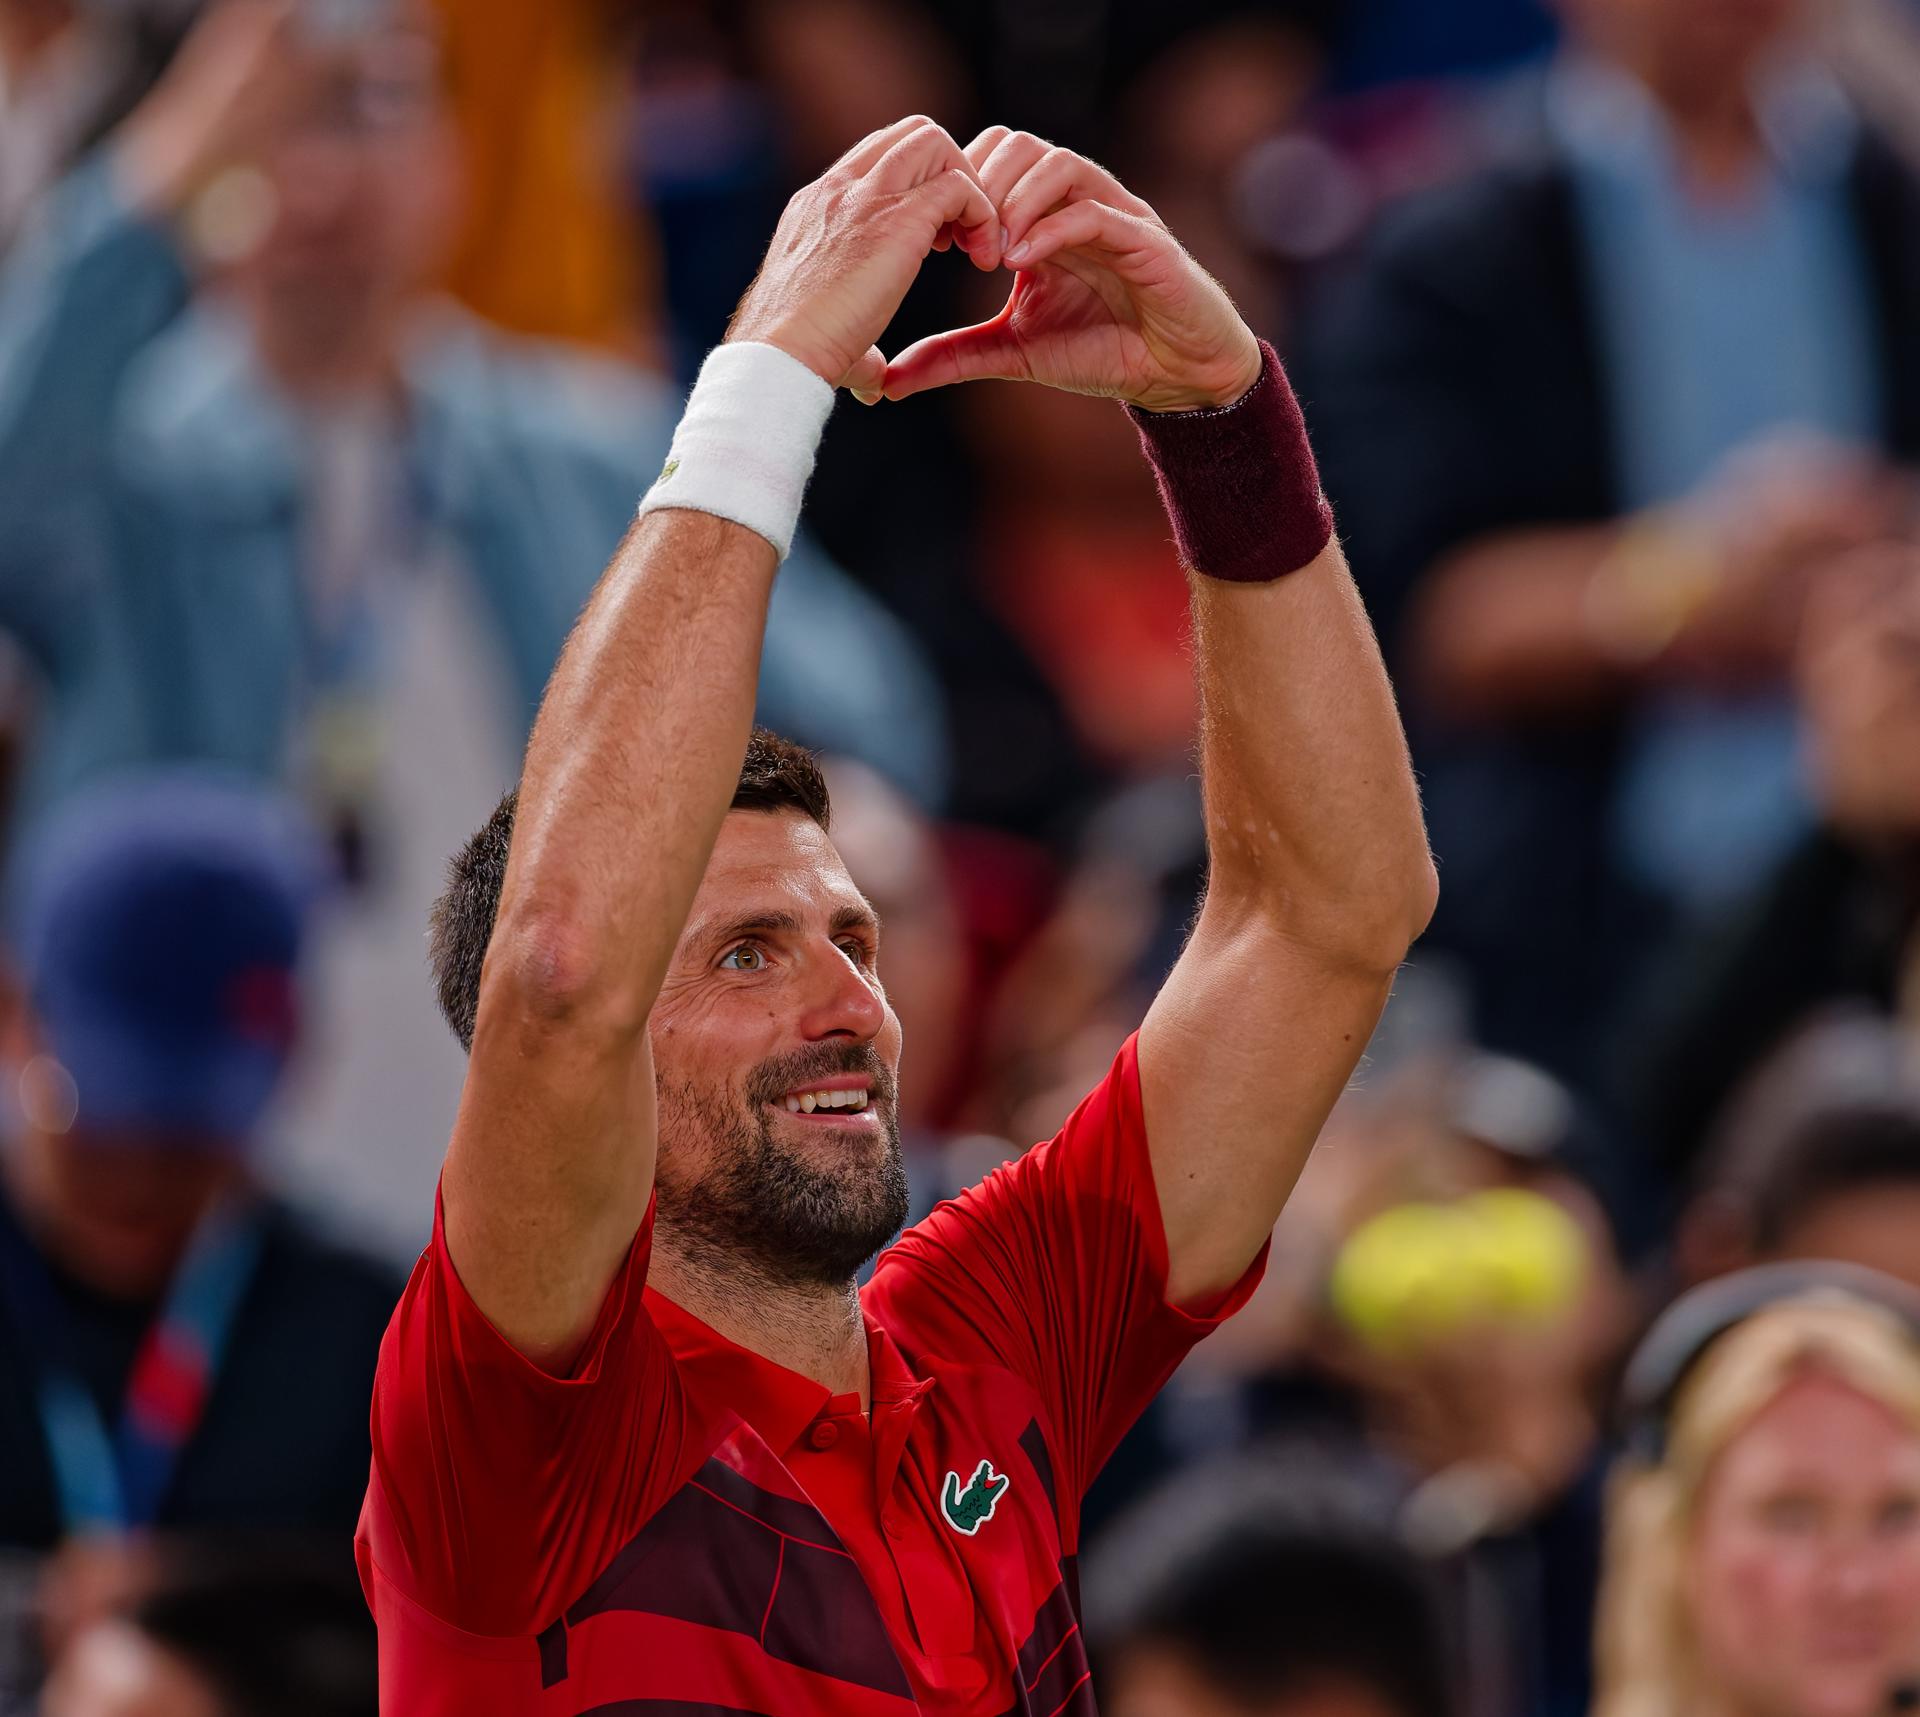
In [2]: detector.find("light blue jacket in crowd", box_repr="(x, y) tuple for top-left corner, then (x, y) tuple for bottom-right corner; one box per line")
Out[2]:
(0, 157), (948, 832)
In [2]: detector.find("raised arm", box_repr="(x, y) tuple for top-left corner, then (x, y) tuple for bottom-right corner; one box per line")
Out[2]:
(886, 132), (1436, 1306)
(443, 118), (998, 1369)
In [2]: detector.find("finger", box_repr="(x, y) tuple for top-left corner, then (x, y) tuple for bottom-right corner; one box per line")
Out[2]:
(1000, 147), (1155, 253)
(868, 117), (972, 192)
(834, 113), (939, 178)
(900, 165), (1000, 269)
(962, 124), (1013, 170)
(1005, 198), (1159, 272)
(972, 128), (1048, 203)
(844, 344), (888, 405)
(883, 304), (1028, 400)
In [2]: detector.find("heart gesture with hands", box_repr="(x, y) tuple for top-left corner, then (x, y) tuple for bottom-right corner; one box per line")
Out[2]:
(727, 118), (1263, 418)
(889, 127), (1263, 414)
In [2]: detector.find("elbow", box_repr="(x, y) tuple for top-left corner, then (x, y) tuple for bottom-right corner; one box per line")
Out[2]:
(1224, 843), (1438, 977)
(1328, 848), (1438, 974)
(475, 909), (654, 1049)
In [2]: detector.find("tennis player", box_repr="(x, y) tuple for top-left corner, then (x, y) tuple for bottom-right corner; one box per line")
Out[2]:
(357, 116), (1436, 1715)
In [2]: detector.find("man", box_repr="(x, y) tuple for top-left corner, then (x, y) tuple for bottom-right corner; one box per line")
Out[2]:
(0, 769), (401, 1706)
(0, 0), (946, 1250)
(1083, 1454), (1457, 1717)
(360, 118), (1436, 1713)
(1300, 0), (1920, 1099)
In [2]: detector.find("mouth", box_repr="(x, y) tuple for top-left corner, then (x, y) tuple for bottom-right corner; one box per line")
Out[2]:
(771, 1079), (881, 1124)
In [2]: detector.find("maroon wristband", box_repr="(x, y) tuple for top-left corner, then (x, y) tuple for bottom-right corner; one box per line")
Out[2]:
(1125, 340), (1334, 583)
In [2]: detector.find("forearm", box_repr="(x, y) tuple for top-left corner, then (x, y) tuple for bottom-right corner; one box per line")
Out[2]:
(1190, 550), (1435, 963)
(1131, 350), (1434, 962)
(483, 509), (777, 1030)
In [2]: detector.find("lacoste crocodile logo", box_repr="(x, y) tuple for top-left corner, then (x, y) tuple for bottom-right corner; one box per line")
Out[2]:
(941, 1458), (1010, 1536)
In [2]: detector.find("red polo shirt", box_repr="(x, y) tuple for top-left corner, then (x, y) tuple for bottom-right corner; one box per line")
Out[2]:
(357, 1033), (1266, 1714)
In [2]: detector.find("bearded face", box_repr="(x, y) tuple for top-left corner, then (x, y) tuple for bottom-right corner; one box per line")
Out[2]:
(654, 1039), (908, 1288)
(646, 809), (911, 1289)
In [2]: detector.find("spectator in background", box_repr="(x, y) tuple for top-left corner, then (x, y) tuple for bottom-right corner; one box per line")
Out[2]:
(40, 1536), (377, 1717)
(1597, 1270), (1920, 1717)
(0, 775), (399, 1546)
(1633, 549), (1920, 1180)
(1676, 1017), (1920, 1290)
(1302, 0), (1920, 1101)
(1082, 1453), (1458, 1717)
(0, 774), (398, 1701)
(0, 0), (946, 1245)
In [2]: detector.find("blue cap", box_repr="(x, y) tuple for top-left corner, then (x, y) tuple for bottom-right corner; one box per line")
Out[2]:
(10, 771), (328, 1147)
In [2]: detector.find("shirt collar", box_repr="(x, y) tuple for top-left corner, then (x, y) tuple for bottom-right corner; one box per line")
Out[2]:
(1547, 50), (1858, 189)
(645, 1287), (930, 1455)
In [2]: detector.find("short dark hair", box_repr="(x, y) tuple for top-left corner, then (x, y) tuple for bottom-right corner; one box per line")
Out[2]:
(429, 728), (830, 1052)
(1082, 1450), (1457, 1717)
(132, 1536), (377, 1717)
(1701, 1018), (1920, 1251)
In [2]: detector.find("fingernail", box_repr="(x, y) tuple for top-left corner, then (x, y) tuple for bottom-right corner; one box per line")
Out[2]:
(998, 226), (1009, 254)
(1005, 240), (1030, 265)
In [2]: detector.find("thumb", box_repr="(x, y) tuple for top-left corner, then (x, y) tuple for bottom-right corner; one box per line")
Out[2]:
(842, 344), (887, 406)
(882, 303), (1027, 401)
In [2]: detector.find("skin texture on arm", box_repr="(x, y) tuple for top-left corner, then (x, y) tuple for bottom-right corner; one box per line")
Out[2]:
(442, 117), (998, 1371)
(884, 130), (1434, 1308)
(1142, 548), (1436, 1306)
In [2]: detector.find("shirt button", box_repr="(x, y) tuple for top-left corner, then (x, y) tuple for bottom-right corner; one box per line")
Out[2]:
(808, 1420), (839, 1450)
(883, 1508), (905, 1537)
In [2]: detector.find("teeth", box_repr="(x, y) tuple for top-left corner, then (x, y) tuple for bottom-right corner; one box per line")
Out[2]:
(780, 1087), (873, 1113)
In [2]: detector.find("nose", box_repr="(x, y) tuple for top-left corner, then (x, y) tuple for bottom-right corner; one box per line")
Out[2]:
(796, 939), (885, 1044)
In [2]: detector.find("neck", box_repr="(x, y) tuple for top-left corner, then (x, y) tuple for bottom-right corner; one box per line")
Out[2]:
(650, 1234), (870, 1406)
(246, 303), (405, 406)
(1605, 47), (1769, 194)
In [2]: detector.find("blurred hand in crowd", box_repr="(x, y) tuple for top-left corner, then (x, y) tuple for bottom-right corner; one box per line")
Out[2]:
(1653, 440), (1913, 690)
(113, 0), (459, 393)
(1799, 544), (1920, 840)
(113, 1), (331, 219)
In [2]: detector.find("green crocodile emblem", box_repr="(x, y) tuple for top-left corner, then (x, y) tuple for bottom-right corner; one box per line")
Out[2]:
(941, 1458), (1010, 1536)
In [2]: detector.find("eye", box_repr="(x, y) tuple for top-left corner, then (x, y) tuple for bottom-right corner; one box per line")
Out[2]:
(1760, 1495), (1823, 1535)
(1878, 1497), (1920, 1537)
(836, 936), (875, 967)
(719, 943), (768, 972)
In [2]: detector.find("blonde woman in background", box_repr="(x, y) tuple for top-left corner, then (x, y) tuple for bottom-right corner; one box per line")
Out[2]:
(1597, 1266), (1920, 1717)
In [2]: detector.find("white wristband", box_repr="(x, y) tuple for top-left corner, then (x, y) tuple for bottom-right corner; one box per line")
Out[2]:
(637, 341), (836, 559)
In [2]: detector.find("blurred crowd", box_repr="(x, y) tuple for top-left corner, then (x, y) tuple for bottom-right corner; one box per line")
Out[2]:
(6, 0), (1920, 1712)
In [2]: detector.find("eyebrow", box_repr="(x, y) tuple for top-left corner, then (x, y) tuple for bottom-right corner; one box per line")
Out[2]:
(695, 903), (881, 948)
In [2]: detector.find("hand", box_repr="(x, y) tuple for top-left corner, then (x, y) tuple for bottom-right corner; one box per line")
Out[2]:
(1799, 545), (1920, 838)
(113, 1), (334, 217)
(882, 128), (1262, 414)
(728, 117), (1000, 401)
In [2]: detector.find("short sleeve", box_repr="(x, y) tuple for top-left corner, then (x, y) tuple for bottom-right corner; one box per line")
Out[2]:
(866, 1033), (1266, 1539)
(359, 1192), (701, 1639)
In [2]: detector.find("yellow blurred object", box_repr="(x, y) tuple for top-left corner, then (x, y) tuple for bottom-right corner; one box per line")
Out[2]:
(1330, 1189), (1589, 1356)
(430, 0), (658, 355)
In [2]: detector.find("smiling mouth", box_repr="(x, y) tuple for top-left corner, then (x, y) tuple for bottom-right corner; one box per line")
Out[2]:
(775, 1084), (875, 1118)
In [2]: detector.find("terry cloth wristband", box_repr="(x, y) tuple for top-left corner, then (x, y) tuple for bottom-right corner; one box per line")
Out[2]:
(1126, 340), (1334, 583)
(637, 341), (835, 559)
